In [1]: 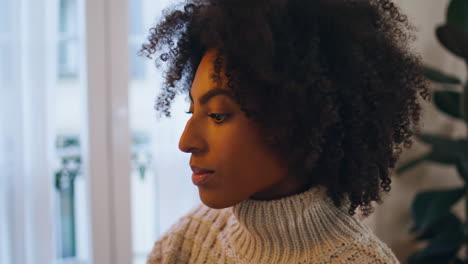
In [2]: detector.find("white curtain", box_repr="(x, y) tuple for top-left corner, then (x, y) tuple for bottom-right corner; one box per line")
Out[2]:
(0, 0), (57, 263)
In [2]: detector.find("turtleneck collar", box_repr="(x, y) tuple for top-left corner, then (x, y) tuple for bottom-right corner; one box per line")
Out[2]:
(223, 185), (372, 263)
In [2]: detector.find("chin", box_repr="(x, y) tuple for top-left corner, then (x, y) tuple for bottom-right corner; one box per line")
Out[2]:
(198, 189), (244, 209)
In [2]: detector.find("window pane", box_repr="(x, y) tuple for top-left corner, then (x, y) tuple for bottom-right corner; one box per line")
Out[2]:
(58, 0), (79, 79)
(58, 39), (79, 78)
(130, 0), (143, 35)
(59, 0), (77, 34)
(129, 0), (145, 80)
(129, 41), (146, 80)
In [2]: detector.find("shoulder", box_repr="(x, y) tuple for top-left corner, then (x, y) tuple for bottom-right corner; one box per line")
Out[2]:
(326, 237), (400, 264)
(146, 203), (230, 264)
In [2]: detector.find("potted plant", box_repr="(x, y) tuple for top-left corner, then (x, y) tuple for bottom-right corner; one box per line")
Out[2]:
(397, 0), (468, 263)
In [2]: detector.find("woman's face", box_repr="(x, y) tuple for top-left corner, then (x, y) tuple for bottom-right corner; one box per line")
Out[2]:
(178, 48), (308, 209)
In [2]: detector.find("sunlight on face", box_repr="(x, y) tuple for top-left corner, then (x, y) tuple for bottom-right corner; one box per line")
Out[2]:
(178, 48), (308, 208)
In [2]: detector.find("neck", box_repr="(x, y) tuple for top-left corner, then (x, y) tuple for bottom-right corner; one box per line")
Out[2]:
(250, 176), (312, 201)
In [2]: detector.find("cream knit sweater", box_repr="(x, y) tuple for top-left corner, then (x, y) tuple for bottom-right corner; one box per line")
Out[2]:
(147, 186), (399, 264)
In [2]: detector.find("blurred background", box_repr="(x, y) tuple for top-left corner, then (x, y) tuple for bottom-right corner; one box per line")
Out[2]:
(0, 0), (466, 264)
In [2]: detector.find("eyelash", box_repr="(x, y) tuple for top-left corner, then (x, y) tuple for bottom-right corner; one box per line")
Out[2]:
(184, 111), (230, 124)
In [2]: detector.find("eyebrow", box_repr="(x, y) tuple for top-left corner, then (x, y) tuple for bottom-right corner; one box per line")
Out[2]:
(189, 88), (235, 105)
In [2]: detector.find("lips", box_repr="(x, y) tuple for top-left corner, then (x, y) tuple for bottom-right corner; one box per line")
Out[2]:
(190, 165), (215, 174)
(192, 172), (214, 185)
(190, 165), (215, 186)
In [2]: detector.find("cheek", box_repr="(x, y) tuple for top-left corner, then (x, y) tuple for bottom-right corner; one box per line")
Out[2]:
(213, 135), (246, 167)
(214, 128), (257, 160)
(209, 120), (273, 182)
(211, 128), (260, 179)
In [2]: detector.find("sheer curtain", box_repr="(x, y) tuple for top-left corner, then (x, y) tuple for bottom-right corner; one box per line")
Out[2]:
(0, 0), (58, 263)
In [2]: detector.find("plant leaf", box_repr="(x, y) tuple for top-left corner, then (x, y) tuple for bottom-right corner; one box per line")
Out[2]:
(395, 155), (428, 175)
(411, 188), (464, 233)
(434, 91), (463, 119)
(436, 24), (468, 59)
(447, 0), (468, 33)
(418, 134), (468, 166)
(423, 66), (462, 85)
(418, 213), (463, 256)
(397, 136), (468, 181)
(409, 213), (463, 263)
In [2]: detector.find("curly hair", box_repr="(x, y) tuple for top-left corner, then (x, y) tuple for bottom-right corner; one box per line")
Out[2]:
(140, 0), (430, 217)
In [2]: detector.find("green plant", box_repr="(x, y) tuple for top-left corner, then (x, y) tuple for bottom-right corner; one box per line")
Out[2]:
(396, 0), (468, 263)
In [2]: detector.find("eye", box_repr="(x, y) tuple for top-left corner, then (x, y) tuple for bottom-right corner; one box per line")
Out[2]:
(185, 109), (229, 124)
(208, 113), (230, 123)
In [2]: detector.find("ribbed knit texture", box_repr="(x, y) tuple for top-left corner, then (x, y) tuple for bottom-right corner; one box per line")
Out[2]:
(147, 186), (400, 263)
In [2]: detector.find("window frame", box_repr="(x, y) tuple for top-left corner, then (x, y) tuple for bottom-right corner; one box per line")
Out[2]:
(83, 0), (132, 263)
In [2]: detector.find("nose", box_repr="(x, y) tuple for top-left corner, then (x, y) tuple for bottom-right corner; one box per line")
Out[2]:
(178, 117), (206, 154)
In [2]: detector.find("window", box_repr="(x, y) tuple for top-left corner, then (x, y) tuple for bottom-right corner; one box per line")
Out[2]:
(129, 0), (146, 80)
(58, 0), (79, 79)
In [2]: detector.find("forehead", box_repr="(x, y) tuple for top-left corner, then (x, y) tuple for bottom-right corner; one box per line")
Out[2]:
(189, 48), (235, 103)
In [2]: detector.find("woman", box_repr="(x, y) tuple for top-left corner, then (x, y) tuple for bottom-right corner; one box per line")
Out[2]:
(140, 0), (429, 263)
